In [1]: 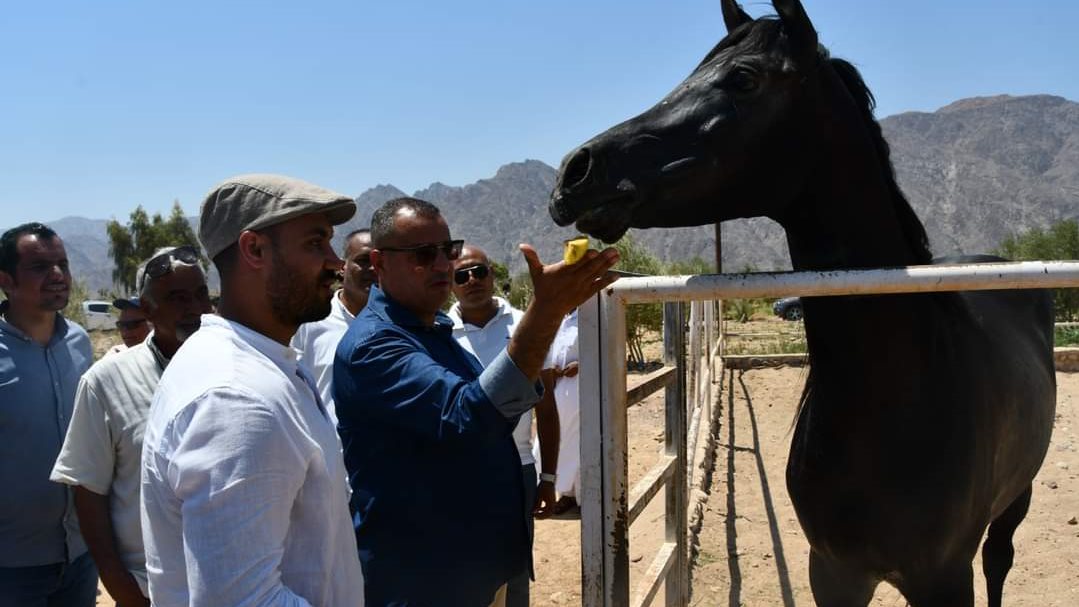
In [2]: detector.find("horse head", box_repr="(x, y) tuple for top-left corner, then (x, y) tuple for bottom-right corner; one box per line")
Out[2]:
(549, 0), (826, 243)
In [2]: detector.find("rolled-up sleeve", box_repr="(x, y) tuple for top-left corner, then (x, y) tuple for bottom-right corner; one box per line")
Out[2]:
(50, 379), (114, 496)
(478, 349), (543, 419)
(336, 329), (540, 441)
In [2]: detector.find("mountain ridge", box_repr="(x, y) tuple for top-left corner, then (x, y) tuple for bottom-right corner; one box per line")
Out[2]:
(12, 94), (1078, 294)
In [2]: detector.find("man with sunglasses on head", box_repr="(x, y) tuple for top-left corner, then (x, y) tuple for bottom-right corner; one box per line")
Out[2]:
(292, 228), (375, 424)
(51, 245), (211, 607)
(334, 198), (619, 606)
(447, 243), (561, 607)
(139, 175), (366, 606)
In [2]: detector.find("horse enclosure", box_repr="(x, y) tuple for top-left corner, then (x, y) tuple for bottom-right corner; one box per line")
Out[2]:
(575, 260), (1079, 607)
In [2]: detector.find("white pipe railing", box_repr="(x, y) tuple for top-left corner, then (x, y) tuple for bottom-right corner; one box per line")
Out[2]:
(602, 261), (1079, 305)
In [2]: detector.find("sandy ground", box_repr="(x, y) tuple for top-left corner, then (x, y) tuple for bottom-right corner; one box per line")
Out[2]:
(529, 367), (1079, 607)
(90, 324), (1079, 606)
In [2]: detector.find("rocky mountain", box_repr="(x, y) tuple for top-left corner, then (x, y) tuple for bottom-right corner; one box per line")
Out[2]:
(882, 95), (1079, 256)
(16, 94), (1079, 293)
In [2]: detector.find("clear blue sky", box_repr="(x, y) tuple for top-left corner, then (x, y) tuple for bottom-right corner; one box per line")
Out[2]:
(2, 0), (1077, 228)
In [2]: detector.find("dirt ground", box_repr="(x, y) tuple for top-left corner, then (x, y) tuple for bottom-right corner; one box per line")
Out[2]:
(529, 366), (1079, 607)
(90, 326), (1079, 606)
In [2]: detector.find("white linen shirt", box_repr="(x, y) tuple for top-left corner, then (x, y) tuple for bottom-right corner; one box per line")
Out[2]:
(448, 297), (534, 465)
(291, 290), (356, 425)
(51, 334), (168, 596)
(140, 314), (364, 607)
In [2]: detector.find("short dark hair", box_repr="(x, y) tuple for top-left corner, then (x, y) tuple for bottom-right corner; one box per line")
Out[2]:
(211, 242), (239, 278)
(370, 198), (442, 247)
(343, 228), (371, 256)
(0, 222), (58, 276)
(211, 222), (285, 280)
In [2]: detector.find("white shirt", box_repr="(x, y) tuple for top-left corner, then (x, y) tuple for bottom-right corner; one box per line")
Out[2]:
(140, 314), (364, 607)
(448, 297), (534, 465)
(51, 334), (168, 597)
(291, 290), (356, 425)
(545, 308), (579, 371)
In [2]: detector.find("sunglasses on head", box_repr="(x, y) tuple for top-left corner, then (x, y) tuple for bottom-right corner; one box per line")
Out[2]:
(141, 246), (201, 289)
(453, 264), (490, 285)
(379, 240), (464, 266)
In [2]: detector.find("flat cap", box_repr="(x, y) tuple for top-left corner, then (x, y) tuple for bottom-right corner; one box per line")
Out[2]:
(198, 173), (356, 260)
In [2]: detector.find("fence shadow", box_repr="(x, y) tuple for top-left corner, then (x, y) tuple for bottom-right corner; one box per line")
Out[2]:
(724, 371), (742, 607)
(736, 371), (795, 607)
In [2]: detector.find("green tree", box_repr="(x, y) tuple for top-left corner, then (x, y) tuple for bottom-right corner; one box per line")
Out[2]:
(506, 270), (534, 312)
(613, 236), (664, 367)
(995, 219), (1079, 320)
(107, 201), (200, 293)
(666, 256), (715, 275)
(490, 260), (511, 297)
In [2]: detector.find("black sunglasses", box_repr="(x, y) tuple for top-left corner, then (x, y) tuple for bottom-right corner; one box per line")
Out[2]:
(116, 319), (148, 331)
(141, 246), (201, 289)
(379, 240), (464, 266)
(453, 264), (490, 285)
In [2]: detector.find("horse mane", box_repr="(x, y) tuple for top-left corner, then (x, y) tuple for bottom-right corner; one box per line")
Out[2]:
(825, 55), (934, 265)
(703, 18), (934, 264)
(795, 56), (937, 425)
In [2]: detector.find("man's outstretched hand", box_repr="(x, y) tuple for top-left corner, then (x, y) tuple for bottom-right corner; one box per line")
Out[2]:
(519, 243), (619, 323)
(507, 244), (619, 381)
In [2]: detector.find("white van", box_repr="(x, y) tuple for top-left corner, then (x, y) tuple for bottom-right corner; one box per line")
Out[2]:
(81, 300), (116, 331)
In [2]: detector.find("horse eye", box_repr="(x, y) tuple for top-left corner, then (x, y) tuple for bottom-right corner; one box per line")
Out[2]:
(724, 67), (759, 93)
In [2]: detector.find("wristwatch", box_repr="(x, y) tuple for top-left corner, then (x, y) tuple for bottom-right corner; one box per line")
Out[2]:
(539, 472), (557, 484)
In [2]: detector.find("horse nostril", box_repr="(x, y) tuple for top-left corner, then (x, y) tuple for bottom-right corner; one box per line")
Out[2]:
(563, 148), (593, 190)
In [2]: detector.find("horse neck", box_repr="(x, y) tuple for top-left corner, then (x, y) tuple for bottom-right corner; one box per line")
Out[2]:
(780, 150), (921, 272)
(778, 98), (934, 375)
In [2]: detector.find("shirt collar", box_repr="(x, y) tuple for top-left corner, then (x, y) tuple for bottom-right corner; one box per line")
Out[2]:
(145, 331), (171, 371)
(366, 285), (454, 333)
(331, 289), (356, 323)
(200, 314), (300, 372)
(0, 300), (71, 345)
(448, 296), (514, 330)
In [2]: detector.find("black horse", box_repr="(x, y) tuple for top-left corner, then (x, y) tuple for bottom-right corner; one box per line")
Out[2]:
(549, 1), (1056, 605)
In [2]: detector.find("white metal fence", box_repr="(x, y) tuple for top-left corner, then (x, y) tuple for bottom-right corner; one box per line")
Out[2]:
(577, 260), (1079, 607)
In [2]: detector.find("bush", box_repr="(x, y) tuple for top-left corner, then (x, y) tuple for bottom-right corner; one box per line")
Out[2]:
(506, 270), (534, 312)
(62, 279), (93, 327)
(1057, 325), (1079, 347)
(723, 298), (773, 323)
(996, 219), (1079, 321)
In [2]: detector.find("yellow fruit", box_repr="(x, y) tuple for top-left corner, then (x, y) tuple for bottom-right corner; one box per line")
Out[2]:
(563, 236), (589, 265)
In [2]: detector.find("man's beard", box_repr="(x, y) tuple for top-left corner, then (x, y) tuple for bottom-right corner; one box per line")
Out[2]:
(267, 249), (335, 327)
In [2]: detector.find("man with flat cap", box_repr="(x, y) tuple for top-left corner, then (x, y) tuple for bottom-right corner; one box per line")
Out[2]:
(139, 174), (366, 606)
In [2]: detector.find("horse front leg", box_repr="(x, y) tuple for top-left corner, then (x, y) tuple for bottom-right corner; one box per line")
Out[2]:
(898, 561), (975, 607)
(807, 550), (877, 607)
(982, 485), (1033, 607)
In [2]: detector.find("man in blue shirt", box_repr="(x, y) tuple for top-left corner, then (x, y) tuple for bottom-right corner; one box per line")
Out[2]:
(334, 197), (618, 606)
(0, 222), (97, 607)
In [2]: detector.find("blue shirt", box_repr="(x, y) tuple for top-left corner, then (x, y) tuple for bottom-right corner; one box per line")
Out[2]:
(0, 303), (92, 567)
(334, 286), (540, 606)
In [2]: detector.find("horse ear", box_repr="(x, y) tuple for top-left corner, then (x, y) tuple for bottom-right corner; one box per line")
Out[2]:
(772, 0), (819, 62)
(721, 0), (752, 32)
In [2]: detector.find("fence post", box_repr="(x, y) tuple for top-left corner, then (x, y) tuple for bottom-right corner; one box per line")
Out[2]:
(664, 302), (689, 605)
(579, 292), (631, 606)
